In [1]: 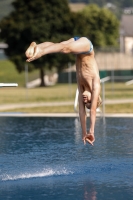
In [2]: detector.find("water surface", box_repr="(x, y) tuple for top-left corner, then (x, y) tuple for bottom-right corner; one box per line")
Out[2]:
(0, 116), (133, 200)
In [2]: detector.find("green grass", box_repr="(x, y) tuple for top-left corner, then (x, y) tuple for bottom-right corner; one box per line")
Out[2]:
(105, 103), (133, 113)
(0, 83), (133, 113)
(0, 85), (77, 104)
(0, 60), (39, 87)
(5, 104), (133, 113)
(104, 82), (133, 99)
(1, 59), (133, 113)
(5, 105), (75, 113)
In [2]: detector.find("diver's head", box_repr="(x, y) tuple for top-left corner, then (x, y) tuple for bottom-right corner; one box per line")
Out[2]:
(82, 91), (91, 109)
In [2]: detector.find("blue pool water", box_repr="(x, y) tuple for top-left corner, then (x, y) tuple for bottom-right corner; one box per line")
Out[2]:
(0, 116), (133, 200)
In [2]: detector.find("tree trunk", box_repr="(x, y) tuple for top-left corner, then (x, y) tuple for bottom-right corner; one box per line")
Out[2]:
(40, 67), (45, 87)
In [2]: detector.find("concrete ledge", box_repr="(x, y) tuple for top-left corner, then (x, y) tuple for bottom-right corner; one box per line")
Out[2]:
(0, 112), (133, 117)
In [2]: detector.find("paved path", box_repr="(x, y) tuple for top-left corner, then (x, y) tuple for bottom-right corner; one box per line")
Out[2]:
(105, 99), (133, 104)
(0, 99), (133, 111)
(0, 99), (133, 117)
(0, 101), (74, 111)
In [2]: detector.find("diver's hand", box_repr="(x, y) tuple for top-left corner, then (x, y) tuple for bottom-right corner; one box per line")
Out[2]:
(83, 133), (95, 146)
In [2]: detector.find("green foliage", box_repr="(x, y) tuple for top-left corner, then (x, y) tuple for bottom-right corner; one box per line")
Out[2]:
(0, 1), (119, 86)
(0, 59), (39, 86)
(0, 0), (76, 76)
(80, 4), (119, 47)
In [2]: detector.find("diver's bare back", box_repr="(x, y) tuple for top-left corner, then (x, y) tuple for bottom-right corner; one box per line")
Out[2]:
(76, 53), (100, 92)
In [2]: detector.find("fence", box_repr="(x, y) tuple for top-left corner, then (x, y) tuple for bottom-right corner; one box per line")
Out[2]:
(58, 48), (133, 83)
(95, 51), (133, 71)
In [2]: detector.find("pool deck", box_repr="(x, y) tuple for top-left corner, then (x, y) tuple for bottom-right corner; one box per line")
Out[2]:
(0, 112), (133, 118)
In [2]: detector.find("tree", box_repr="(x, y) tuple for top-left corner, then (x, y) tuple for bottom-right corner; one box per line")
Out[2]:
(80, 4), (119, 47)
(0, 0), (76, 86)
(0, 1), (119, 87)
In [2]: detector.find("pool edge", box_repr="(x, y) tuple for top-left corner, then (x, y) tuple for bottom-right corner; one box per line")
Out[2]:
(0, 113), (133, 117)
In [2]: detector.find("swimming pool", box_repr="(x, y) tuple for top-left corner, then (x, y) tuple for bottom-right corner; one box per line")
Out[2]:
(0, 116), (133, 200)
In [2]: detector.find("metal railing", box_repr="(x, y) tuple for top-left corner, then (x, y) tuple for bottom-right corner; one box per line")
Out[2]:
(74, 88), (79, 112)
(100, 76), (111, 116)
(74, 76), (111, 115)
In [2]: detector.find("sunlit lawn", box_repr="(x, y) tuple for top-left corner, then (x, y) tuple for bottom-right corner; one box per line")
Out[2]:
(0, 82), (133, 113)
(1, 59), (133, 113)
(104, 82), (133, 99)
(0, 84), (77, 104)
